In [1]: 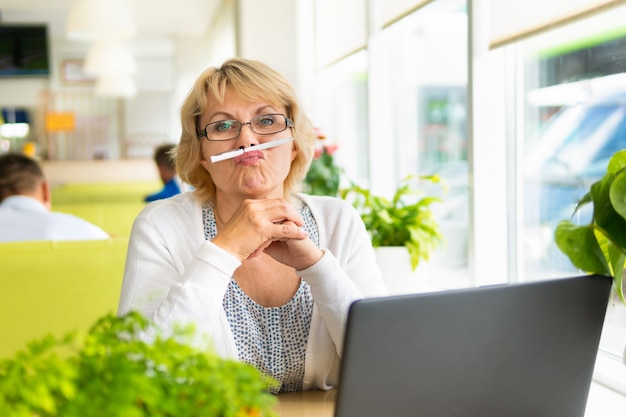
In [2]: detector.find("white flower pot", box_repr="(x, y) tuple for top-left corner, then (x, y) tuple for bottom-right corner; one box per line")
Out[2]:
(374, 246), (429, 295)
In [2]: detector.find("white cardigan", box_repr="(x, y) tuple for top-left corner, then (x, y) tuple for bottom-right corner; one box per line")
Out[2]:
(118, 192), (388, 390)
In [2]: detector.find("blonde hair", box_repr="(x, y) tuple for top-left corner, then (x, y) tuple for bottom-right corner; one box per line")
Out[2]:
(175, 57), (317, 203)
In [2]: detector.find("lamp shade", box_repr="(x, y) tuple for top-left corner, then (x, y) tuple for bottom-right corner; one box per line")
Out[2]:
(84, 40), (137, 76)
(66, 0), (136, 42)
(95, 73), (137, 98)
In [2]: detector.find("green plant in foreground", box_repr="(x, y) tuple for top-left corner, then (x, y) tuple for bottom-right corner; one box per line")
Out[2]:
(555, 149), (626, 304)
(0, 312), (278, 417)
(341, 174), (445, 270)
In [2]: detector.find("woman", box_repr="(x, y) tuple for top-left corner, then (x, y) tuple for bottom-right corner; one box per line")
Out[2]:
(118, 57), (387, 392)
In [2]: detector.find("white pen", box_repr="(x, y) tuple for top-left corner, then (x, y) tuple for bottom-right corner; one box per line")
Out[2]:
(210, 137), (295, 163)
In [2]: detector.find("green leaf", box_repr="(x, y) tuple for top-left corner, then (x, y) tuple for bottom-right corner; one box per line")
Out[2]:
(303, 146), (343, 197)
(606, 149), (626, 174)
(341, 175), (444, 270)
(572, 190), (593, 217)
(0, 312), (279, 417)
(610, 169), (626, 220)
(554, 220), (610, 275)
(607, 243), (626, 303)
(591, 173), (626, 250)
(554, 150), (626, 305)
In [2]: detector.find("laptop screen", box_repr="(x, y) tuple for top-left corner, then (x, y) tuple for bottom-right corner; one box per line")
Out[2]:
(334, 275), (612, 417)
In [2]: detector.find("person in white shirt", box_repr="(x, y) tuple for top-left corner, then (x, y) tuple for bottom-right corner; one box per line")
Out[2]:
(0, 153), (110, 242)
(118, 57), (388, 393)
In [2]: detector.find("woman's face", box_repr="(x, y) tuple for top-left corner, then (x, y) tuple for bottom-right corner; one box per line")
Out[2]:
(198, 87), (296, 201)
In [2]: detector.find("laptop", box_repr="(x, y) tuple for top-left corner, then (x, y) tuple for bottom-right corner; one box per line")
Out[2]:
(334, 274), (612, 417)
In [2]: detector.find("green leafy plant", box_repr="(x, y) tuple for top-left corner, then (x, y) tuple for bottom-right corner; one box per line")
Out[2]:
(555, 149), (626, 304)
(304, 143), (342, 197)
(341, 174), (445, 270)
(0, 311), (278, 417)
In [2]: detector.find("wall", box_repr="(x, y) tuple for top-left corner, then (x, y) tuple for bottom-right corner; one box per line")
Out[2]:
(42, 158), (157, 186)
(0, 0), (311, 161)
(0, 30), (182, 160)
(0, 79), (49, 108)
(236, 0), (315, 110)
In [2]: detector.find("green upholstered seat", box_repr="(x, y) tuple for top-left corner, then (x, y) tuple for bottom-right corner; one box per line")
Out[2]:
(0, 237), (128, 358)
(51, 181), (160, 204)
(49, 181), (157, 236)
(51, 202), (146, 237)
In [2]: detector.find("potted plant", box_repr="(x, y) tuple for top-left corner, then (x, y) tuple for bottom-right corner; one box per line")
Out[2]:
(341, 175), (445, 292)
(554, 149), (626, 304)
(0, 311), (278, 417)
(303, 128), (343, 197)
(303, 143), (342, 197)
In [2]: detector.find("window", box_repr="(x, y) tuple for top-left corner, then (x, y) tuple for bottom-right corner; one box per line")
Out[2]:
(312, 0), (626, 401)
(368, 0), (469, 282)
(513, 4), (626, 397)
(313, 51), (369, 187)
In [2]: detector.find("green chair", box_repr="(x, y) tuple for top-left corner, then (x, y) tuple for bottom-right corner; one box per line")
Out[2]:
(0, 237), (128, 358)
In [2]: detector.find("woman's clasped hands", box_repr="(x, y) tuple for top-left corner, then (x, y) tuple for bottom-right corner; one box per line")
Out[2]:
(211, 197), (323, 270)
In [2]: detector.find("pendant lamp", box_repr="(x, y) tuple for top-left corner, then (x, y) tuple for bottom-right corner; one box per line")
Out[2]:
(66, 0), (136, 42)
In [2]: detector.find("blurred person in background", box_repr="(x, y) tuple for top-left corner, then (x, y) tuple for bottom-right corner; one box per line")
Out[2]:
(144, 143), (186, 202)
(0, 153), (110, 242)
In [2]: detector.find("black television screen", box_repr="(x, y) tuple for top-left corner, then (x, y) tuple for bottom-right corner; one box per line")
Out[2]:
(0, 24), (50, 77)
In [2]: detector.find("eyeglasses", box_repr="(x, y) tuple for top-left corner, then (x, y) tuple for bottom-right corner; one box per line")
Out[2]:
(197, 113), (294, 141)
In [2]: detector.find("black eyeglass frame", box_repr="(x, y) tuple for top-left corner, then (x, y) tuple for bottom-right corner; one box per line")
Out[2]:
(197, 113), (294, 141)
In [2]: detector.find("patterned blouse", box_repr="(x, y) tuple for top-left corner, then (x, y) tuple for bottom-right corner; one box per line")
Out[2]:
(202, 199), (319, 392)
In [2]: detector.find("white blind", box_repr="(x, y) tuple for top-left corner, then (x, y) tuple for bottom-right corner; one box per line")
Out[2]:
(371, 0), (434, 29)
(489, 0), (626, 48)
(315, 0), (367, 67)
(314, 0), (440, 66)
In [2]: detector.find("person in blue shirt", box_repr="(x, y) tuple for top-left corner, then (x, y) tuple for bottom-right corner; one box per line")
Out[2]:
(144, 144), (184, 202)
